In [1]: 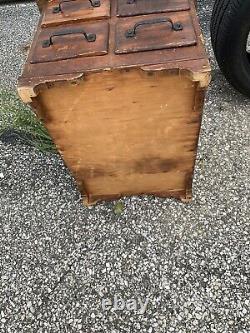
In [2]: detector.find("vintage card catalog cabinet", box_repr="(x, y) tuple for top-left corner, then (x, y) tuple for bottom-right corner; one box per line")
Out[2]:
(19, 0), (210, 204)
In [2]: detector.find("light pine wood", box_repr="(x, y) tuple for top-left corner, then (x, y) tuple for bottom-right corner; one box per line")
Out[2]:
(34, 68), (205, 204)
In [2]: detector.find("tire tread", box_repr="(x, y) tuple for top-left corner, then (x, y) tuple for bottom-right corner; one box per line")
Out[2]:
(210, 0), (250, 97)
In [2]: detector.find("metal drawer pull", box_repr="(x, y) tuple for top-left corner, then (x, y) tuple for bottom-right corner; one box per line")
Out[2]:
(42, 29), (96, 48)
(53, 0), (101, 14)
(125, 18), (183, 38)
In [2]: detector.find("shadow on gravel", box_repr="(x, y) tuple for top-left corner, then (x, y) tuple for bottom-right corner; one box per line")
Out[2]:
(0, 128), (33, 145)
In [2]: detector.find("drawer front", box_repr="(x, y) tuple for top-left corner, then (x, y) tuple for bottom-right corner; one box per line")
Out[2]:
(31, 21), (109, 63)
(42, 0), (110, 27)
(115, 12), (196, 54)
(117, 0), (190, 17)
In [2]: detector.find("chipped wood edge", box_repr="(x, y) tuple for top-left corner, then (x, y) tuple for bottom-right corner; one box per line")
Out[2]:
(18, 73), (85, 104)
(142, 64), (211, 89)
(180, 188), (193, 203)
(17, 86), (38, 104)
(188, 70), (211, 88)
(180, 173), (193, 203)
(18, 66), (211, 105)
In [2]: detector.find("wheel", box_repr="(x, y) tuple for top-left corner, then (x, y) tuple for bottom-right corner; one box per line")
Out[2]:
(210, 0), (250, 97)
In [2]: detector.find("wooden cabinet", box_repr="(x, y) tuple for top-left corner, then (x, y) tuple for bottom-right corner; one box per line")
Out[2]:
(19, 0), (210, 205)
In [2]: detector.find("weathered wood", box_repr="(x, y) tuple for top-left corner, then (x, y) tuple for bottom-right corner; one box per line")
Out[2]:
(31, 21), (109, 63)
(19, 0), (210, 205)
(42, 0), (111, 27)
(36, 0), (47, 12)
(114, 12), (197, 54)
(117, 0), (190, 17)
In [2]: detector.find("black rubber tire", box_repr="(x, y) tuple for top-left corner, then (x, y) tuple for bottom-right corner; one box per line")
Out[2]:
(0, 0), (33, 4)
(210, 0), (250, 97)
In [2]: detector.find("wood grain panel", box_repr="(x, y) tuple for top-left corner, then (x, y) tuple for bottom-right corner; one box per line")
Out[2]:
(35, 69), (203, 204)
(31, 21), (109, 63)
(117, 0), (190, 17)
(115, 12), (197, 54)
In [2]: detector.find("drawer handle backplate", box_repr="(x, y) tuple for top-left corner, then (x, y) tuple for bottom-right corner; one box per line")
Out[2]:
(125, 18), (183, 38)
(52, 0), (101, 14)
(42, 29), (96, 48)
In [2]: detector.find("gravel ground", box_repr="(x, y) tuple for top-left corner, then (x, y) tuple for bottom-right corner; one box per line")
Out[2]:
(0, 1), (250, 332)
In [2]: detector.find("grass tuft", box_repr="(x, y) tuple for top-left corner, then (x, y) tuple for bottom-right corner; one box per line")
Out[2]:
(0, 89), (56, 153)
(114, 201), (125, 215)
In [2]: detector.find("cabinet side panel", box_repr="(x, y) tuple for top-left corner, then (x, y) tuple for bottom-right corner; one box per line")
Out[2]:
(34, 69), (204, 203)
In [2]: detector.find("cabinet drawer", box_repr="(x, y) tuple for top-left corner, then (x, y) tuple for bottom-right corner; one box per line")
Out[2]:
(115, 12), (196, 54)
(117, 0), (190, 17)
(42, 0), (110, 27)
(31, 21), (109, 63)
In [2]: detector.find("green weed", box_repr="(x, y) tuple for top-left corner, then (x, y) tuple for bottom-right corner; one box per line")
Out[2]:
(114, 201), (125, 215)
(0, 89), (56, 153)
